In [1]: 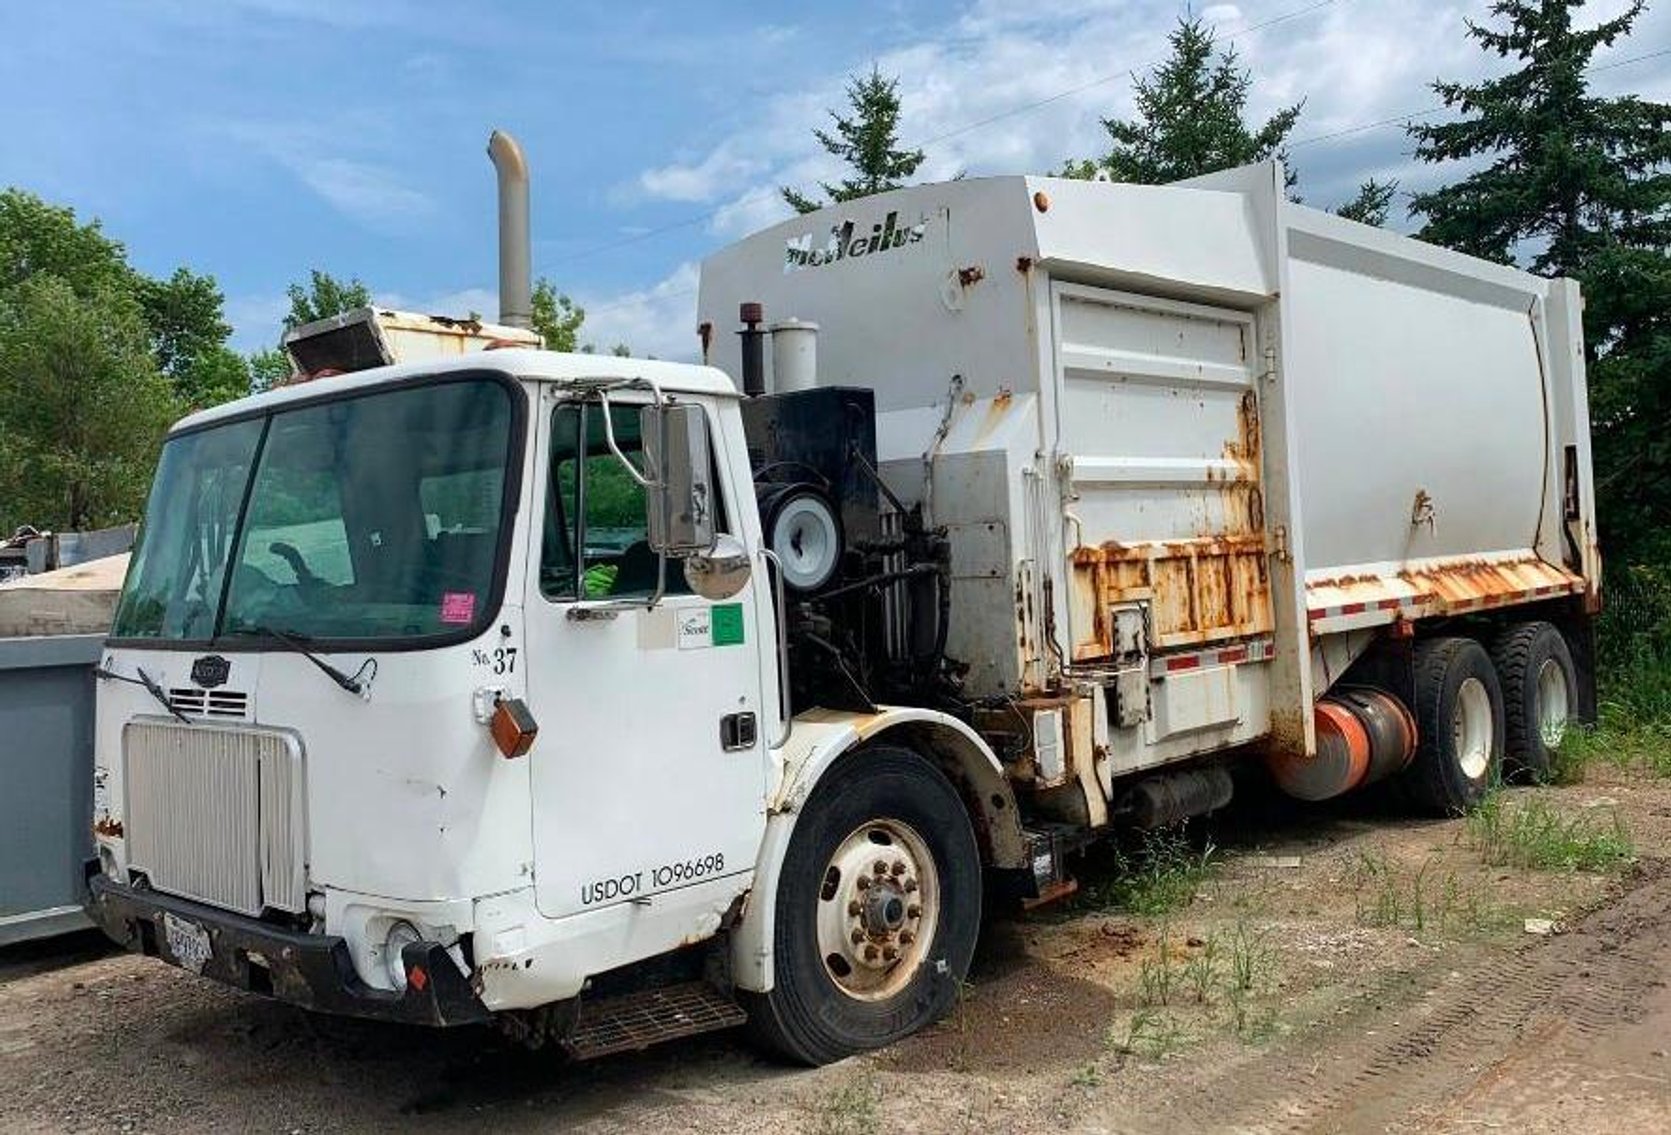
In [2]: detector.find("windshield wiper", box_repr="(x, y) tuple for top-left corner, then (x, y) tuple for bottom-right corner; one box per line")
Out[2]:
(94, 663), (192, 725)
(230, 625), (377, 698)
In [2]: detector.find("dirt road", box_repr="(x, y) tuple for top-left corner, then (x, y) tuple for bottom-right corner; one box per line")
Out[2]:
(4, 772), (1668, 1134)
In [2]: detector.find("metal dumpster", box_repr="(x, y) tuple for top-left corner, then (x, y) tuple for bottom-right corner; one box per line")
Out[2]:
(0, 633), (102, 944)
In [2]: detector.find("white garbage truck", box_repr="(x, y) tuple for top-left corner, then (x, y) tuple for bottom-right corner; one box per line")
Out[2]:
(86, 139), (1600, 1064)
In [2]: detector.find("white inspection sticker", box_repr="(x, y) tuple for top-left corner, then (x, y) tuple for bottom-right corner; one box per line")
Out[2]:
(677, 607), (712, 650)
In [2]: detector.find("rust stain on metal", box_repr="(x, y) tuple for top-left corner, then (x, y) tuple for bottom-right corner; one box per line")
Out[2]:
(1307, 553), (1586, 624)
(1069, 386), (1272, 661)
(973, 389), (1014, 446)
(957, 264), (986, 288)
(1016, 255), (1034, 274)
(93, 816), (123, 838)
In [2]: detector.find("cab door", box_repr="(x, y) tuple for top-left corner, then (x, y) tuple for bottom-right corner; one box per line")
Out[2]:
(522, 390), (767, 922)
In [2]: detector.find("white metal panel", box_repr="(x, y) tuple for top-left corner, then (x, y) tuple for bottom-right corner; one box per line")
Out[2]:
(1286, 257), (1546, 575)
(1052, 283), (1273, 660)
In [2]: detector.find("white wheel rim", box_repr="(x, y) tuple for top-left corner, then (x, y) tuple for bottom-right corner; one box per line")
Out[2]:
(815, 819), (939, 1002)
(771, 495), (840, 591)
(1537, 658), (1570, 747)
(1454, 676), (1494, 780)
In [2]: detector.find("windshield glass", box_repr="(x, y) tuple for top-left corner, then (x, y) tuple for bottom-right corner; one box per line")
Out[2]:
(111, 377), (517, 644)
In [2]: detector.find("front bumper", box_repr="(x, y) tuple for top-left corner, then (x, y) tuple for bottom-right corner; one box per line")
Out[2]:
(86, 874), (490, 1027)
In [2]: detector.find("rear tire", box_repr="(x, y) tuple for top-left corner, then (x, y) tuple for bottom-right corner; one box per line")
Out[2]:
(1491, 621), (1577, 782)
(744, 745), (982, 1066)
(1401, 637), (1504, 815)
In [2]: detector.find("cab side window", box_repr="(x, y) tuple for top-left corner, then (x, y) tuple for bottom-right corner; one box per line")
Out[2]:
(540, 400), (726, 601)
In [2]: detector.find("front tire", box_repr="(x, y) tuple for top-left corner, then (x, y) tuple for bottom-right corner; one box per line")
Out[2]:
(745, 745), (982, 1065)
(1402, 637), (1505, 815)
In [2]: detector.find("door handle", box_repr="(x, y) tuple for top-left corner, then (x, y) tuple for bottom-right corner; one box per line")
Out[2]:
(720, 712), (757, 752)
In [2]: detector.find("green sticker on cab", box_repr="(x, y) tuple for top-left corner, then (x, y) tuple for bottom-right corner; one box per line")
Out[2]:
(711, 603), (745, 646)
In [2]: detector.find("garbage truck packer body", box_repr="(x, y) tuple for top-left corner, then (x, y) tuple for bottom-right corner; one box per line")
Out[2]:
(86, 160), (1600, 1064)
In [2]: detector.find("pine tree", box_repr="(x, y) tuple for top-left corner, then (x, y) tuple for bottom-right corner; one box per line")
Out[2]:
(1409, 0), (1670, 276)
(1335, 179), (1399, 227)
(1410, 0), (1671, 567)
(782, 67), (926, 214)
(1067, 16), (1302, 189)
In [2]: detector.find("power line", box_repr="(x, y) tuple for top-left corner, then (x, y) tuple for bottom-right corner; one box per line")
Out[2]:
(1289, 44), (1671, 149)
(581, 35), (1671, 321)
(545, 0), (1346, 271)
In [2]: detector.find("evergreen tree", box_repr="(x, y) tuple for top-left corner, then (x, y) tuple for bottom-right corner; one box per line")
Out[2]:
(1409, 0), (1669, 276)
(1409, 0), (1671, 567)
(782, 67), (926, 213)
(1336, 178), (1399, 227)
(1066, 16), (1302, 189)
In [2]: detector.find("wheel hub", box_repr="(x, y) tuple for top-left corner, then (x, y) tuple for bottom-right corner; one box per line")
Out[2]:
(816, 821), (939, 999)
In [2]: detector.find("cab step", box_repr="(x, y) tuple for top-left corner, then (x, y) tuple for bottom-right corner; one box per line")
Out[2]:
(562, 981), (747, 1060)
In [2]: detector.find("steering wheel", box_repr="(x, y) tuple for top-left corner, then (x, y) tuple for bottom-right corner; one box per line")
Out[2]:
(269, 541), (322, 590)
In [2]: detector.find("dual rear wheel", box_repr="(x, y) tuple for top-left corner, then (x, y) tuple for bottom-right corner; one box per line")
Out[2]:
(1402, 622), (1580, 814)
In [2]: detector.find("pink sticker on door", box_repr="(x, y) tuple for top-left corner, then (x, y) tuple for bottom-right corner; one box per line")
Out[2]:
(440, 591), (477, 624)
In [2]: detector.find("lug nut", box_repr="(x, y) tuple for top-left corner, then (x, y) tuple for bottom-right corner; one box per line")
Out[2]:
(847, 900), (862, 916)
(904, 879), (918, 893)
(900, 930), (916, 945)
(907, 904), (921, 919)
(882, 946), (899, 961)
(864, 944), (879, 961)
(851, 929), (864, 945)
(873, 860), (889, 876)
(891, 861), (906, 876)
(856, 876), (871, 890)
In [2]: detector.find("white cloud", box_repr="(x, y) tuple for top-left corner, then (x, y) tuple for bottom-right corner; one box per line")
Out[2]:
(618, 0), (1651, 240)
(637, 145), (769, 204)
(576, 262), (702, 361)
(220, 120), (437, 230)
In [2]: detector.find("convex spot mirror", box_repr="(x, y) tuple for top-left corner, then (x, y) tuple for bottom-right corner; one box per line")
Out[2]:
(683, 532), (751, 600)
(641, 402), (716, 556)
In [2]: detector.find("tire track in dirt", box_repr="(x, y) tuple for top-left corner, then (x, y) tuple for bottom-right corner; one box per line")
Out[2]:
(1161, 859), (1671, 1134)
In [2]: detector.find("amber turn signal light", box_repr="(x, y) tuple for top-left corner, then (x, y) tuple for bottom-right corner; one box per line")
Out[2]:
(491, 697), (539, 758)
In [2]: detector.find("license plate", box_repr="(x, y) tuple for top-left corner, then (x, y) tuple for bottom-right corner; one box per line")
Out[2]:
(162, 912), (212, 974)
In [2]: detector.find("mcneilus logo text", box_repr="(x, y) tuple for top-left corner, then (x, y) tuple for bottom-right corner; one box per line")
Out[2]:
(784, 210), (928, 272)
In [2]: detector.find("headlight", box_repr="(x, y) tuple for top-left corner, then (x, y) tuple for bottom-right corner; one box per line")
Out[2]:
(384, 920), (422, 992)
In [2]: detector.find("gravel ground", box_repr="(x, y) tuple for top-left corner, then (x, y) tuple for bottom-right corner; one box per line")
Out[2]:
(5, 768), (1669, 1134)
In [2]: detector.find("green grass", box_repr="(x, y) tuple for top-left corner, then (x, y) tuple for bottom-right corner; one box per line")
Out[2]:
(1556, 566), (1671, 783)
(1078, 824), (1217, 917)
(1466, 792), (1634, 872)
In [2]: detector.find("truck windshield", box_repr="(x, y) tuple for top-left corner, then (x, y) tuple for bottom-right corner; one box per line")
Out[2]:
(111, 376), (517, 645)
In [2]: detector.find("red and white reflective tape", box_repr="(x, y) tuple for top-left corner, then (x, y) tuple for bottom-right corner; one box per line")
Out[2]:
(1306, 580), (1586, 632)
(1150, 637), (1275, 677)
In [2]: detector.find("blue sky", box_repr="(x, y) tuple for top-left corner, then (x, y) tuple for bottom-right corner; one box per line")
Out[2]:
(4, 0), (1666, 359)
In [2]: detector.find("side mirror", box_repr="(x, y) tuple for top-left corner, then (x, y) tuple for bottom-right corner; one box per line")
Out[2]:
(642, 403), (716, 556)
(684, 532), (752, 600)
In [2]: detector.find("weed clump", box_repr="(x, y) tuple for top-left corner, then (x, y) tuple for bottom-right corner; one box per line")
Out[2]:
(1466, 793), (1634, 872)
(1079, 824), (1217, 917)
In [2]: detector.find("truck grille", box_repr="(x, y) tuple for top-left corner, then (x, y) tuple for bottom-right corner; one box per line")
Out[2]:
(167, 687), (250, 719)
(123, 722), (305, 917)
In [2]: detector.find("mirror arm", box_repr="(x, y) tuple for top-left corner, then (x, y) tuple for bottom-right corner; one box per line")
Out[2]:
(597, 388), (659, 488)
